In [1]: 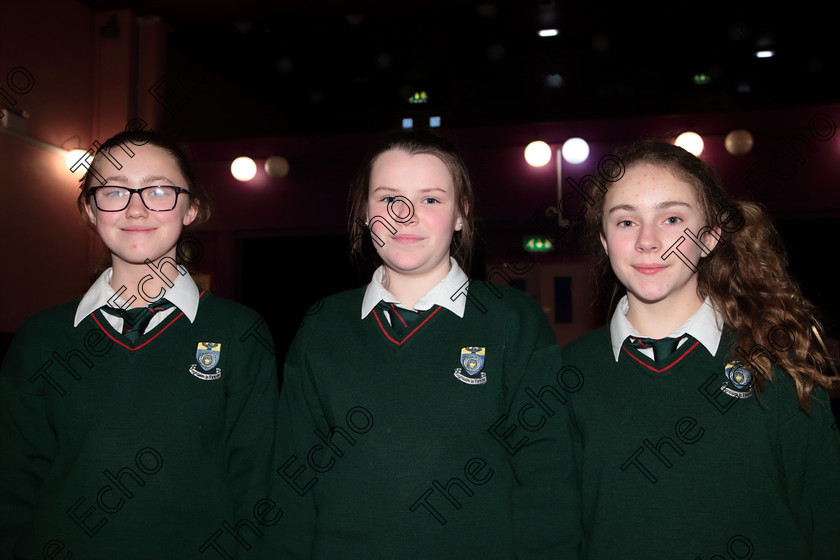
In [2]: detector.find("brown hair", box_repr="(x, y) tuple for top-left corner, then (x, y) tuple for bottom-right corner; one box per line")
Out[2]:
(77, 129), (211, 228)
(348, 129), (476, 273)
(586, 140), (832, 410)
(77, 130), (211, 270)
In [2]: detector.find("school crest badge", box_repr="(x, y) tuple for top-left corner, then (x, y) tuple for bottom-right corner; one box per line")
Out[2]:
(454, 346), (487, 385)
(720, 360), (753, 398)
(189, 342), (222, 380)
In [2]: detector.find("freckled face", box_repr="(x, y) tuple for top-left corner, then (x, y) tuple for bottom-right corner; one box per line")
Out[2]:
(600, 163), (715, 309)
(366, 149), (462, 282)
(85, 144), (197, 269)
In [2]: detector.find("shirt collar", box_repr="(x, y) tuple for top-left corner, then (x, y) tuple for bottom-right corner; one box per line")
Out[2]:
(74, 267), (200, 326)
(361, 257), (469, 319)
(609, 295), (723, 361)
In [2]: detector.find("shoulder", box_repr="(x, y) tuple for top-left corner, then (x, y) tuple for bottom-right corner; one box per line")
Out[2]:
(283, 287), (365, 362)
(2, 299), (83, 381)
(467, 280), (556, 345)
(562, 325), (611, 358)
(301, 286), (366, 325)
(195, 293), (275, 350)
(13, 299), (82, 340)
(320, 286), (367, 308)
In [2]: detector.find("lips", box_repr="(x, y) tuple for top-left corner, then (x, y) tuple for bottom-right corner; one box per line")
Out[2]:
(121, 225), (156, 233)
(632, 264), (668, 275)
(391, 233), (425, 244)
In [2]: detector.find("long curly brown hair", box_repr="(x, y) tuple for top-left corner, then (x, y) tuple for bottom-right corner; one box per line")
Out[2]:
(585, 140), (832, 410)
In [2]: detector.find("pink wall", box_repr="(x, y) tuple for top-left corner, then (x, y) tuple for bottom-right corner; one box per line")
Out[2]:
(0, 0), (167, 331)
(0, 0), (96, 331)
(1, 0), (838, 334)
(186, 105), (840, 238)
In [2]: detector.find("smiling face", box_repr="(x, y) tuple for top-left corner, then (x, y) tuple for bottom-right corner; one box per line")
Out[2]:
(600, 162), (717, 314)
(84, 143), (198, 274)
(366, 149), (463, 287)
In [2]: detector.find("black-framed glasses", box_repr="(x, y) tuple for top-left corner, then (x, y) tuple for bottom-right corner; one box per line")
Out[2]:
(89, 185), (192, 212)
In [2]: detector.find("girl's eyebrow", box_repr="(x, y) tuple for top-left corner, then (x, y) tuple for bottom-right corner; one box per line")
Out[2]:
(656, 200), (692, 210)
(103, 175), (174, 184)
(607, 200), (692, 214)
(370, 186), (398, 194)
(370, 186), (449, 194)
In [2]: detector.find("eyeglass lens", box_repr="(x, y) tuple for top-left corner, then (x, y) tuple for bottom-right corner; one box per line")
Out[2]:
(95, 186), (179, 211)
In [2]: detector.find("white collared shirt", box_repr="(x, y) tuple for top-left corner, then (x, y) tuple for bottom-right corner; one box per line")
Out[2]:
(74, 267), (200, 333)
(609, 295), (723, 361)
(361, 257), (470, 321)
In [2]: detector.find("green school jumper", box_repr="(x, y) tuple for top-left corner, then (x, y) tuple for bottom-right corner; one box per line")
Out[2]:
(0, 293), (279, 560)
(273, 281), (578, 560)
(562, 326), (840, 560)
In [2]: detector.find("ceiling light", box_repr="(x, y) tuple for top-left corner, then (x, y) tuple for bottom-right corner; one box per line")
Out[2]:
(674, 132), (704, 156)
(265, 156), (290, 178)
(725, 130), (754, 155)
(525, 141), (551, 167)
(561, 138), (589, 164)
(65, 148), (91, 171)
(231, 156), (257, 181)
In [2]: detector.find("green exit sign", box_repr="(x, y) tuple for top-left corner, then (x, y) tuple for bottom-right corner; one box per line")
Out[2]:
(523, 236), (554, 252)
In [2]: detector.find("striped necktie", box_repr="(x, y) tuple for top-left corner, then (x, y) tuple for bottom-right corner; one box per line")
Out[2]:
(626, 336), (681, 365)
(376, 301), (430, 338)
(101, 299), (175, 342)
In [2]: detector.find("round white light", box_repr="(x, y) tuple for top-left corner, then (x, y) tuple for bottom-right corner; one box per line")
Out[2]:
(561, 137), (590, 164)
(724, 129), (754, 155)
(65, 148), (91, 171)
(674, 132), (704, 156)
(231, 156), (257, 181)
(524, 141), (552, 167)
(264, 156), (290, 178)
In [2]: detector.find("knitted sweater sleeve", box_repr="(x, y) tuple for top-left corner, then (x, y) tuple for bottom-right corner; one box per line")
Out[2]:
(221, 309), (281, 555)
(0, 316), (58, 558)
(771, 375), (840, 560)
(269, 303), (323, 560)
(490, 286), (580, 558)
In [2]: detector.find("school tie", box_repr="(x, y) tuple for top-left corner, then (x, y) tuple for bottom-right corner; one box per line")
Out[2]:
(100, 299), (175, 342)
(626, 336), (681, 365)
(376, 301), (430, 339)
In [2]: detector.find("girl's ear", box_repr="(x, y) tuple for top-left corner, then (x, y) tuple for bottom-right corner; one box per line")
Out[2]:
(600, 231), (609, 255)
(183, 201), (199, 227)
(699, 225), (722, 257)
(455, 200), (469, 231)
(84, 200), (97, 227)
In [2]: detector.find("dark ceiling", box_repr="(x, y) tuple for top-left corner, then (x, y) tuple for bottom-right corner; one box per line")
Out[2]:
(79, 1), (837, 139)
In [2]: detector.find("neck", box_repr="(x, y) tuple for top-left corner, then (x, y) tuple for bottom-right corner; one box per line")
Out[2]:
(110, 253), (185, 308)
(382, 261), (451, 310)
(625, 292), (705, 339)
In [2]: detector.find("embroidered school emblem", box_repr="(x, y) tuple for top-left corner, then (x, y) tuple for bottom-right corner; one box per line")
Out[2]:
(189, 342), (222, 380)
(454, 347), (487, 385)
(719, 360), (753, 399)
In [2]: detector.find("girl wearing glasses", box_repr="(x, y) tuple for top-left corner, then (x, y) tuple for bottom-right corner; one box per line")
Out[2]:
(0, 130), (278, 559)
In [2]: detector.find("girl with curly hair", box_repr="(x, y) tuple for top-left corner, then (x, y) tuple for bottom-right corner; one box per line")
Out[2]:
(562, 139), (840, 559)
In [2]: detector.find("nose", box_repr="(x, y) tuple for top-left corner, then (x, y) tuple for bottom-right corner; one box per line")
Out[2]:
(125, 191), (149, 217)
(387, 195), (417, 225)
(635, 222), (660, 252)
